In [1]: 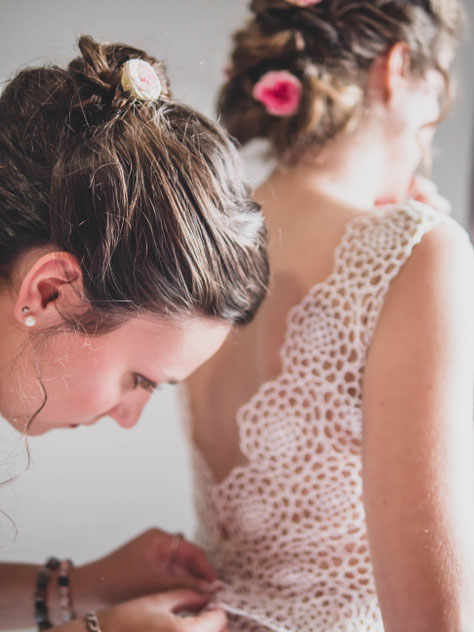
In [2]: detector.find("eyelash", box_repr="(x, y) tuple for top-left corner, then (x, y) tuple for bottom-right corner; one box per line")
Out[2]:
(134, 374), (160, 394)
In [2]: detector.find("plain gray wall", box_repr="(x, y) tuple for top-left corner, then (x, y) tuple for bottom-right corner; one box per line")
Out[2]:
(0, 3), (472, 629)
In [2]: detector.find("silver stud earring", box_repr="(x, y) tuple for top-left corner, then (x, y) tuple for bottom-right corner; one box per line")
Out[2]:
(22, 306), (36, 328)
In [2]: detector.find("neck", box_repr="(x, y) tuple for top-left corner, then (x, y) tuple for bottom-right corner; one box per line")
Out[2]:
(269, 118), (411, 212)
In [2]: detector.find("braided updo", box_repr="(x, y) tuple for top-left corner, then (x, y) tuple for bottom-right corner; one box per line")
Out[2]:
(219, 0), (462, 159)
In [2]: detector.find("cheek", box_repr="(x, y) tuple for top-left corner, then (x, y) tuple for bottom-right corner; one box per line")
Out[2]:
(392, 95), (437, 169)
(408, 86), (441, 137)
(34, 334), (120, 425)
(0, 332), (124, 434)
(49, 373), (113, 419)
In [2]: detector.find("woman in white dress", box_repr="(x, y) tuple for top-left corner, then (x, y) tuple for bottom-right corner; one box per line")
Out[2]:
(183, 1), (474, 630)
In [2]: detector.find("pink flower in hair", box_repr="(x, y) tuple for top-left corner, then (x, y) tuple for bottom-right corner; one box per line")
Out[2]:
(252, 70), (302, 117)
(285, 0), (322, 6)
(121, 59), (163, 101)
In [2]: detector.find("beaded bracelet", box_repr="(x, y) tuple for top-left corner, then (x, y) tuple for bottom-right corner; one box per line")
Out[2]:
(34, 557), (60, 630)
(84, 612), (102, 632)
(58, 559), (76, 622)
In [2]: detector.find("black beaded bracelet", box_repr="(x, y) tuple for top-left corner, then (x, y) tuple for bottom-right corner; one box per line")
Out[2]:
(34, 557), (60, 630)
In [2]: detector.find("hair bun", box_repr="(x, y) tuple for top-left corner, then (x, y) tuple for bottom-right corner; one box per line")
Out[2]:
(66, 36), (171, 127)
(219, 0), (460, 160)
(251, 0), (338, 56)
(251, 0), (303, 34)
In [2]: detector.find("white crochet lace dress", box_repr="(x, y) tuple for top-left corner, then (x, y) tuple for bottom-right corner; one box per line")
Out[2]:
(181, 203), (460, 632)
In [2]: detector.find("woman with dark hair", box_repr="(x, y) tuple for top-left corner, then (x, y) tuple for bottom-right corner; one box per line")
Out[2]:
(0, 35), (269, 631)
(184, 1), (474, 630)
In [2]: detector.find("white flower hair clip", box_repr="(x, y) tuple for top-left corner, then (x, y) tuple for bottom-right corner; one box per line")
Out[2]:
(121, 58), (163, 101)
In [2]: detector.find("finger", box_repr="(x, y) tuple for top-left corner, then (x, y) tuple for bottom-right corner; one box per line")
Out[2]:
(438, 199), (452, 215)
(180, 608), (228, 632)
(429, 195), (451, 215)
(149, 589), (211, 613)
(409, 174), (437, 193)
(174, 539), (218, 582)
(374, 196), (399, 206)
(413, 193), (452, 215)
(160, 571), (223, 595)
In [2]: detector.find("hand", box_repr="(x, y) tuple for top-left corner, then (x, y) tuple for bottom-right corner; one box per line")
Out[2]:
(96, 590), (228, 632)
(407, 174), (451, 214)
(74, 528), (221, 612)
(375, 175), (451, 215)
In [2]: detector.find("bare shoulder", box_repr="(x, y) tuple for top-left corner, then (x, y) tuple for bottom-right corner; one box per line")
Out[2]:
(371, 214), (474, 343)
(363, 214), (474, 429)
(399, 214), (473, 287)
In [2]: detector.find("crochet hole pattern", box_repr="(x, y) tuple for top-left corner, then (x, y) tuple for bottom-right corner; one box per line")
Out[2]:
(183, 204), (452, 631)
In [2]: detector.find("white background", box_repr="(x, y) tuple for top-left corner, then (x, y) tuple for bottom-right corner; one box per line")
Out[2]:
(0, 1), (473, 630)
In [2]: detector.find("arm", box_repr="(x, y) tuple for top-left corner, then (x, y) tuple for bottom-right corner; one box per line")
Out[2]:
(0, 562), (101, 629)
(362, 221), (474, 631)
(0, 565), (226, 631)
(0, 529), (218, 630)
(0, 563), (42, 628)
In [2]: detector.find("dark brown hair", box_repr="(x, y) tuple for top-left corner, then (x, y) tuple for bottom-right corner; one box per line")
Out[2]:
(0, 36), (269, 331)
(219, 0), (462, 159)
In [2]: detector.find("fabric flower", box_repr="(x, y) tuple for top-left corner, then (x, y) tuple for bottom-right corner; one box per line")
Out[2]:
(121, 59), (163, 101)
(252, 70), (302, 117)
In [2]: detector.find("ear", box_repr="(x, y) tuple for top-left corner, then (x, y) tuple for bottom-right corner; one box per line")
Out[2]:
(367, 42), (411, 104)
(13, 252), (86, 329)
(383, 42), (411, 103)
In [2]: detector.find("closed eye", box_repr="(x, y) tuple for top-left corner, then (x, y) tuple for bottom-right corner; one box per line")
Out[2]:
(134, 374), (160, 394)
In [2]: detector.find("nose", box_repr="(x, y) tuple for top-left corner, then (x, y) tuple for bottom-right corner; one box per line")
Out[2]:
(107, 390), (150, 429)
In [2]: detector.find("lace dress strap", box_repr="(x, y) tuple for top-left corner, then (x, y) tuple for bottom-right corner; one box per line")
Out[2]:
(330, 202), (448, 350)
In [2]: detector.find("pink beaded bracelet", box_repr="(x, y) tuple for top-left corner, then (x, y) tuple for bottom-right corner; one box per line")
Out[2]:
(58, 559), (76, 622)
(34, 557), (60, 630)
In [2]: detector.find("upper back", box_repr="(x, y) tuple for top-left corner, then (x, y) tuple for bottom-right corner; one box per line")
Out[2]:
(185, 195), (446, 484)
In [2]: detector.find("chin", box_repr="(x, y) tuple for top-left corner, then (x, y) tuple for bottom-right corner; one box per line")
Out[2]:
(24, 417), (72, 435)
(24, 423), (54, 436)
(0, 410), (32, 435)
(0, 405), (65, 435)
